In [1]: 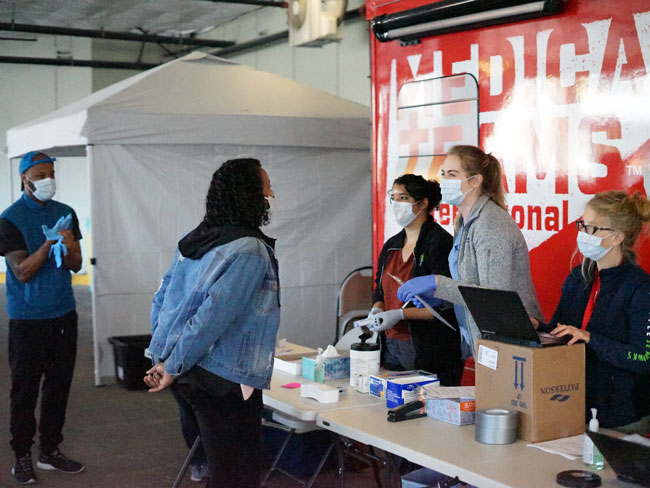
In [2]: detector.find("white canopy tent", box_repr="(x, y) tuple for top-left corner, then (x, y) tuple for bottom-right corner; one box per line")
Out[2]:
(7, 52), (371, 385)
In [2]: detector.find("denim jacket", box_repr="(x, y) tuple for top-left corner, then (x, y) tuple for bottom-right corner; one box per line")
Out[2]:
(149, 235), (280, 390)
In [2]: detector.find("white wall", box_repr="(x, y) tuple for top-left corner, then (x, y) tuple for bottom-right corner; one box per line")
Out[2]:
(0, 36), (171, 275)
(205, 3), (371, 107)
(90, 38), (170, 91)
(1, 15), (371, 277)
(0, 36), (92, 274)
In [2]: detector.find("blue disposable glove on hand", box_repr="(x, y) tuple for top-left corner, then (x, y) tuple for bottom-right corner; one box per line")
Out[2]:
(41, 213), (73, 268)
(397, 275), (437, 303)
(412, 295), (443, 309)
(368, 309), (404, 332)
(42, 213), (73, 240)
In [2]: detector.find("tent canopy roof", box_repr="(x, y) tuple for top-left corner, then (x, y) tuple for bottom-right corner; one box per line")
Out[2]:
(7, 52), (370, 158)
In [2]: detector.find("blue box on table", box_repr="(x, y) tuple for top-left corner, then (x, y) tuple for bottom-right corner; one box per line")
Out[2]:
(302, 355), (349, 382)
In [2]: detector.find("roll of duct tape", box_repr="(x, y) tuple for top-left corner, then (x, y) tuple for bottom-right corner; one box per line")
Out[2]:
(475, 408), (518, 445)
(556, 470), (602, 488)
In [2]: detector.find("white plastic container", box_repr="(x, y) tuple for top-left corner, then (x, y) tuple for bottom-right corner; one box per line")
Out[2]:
(349, 332), (380, 393)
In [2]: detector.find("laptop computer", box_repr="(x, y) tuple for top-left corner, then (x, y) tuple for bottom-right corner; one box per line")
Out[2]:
(458, 285), (569, 348)
(587, 431), (650, 487)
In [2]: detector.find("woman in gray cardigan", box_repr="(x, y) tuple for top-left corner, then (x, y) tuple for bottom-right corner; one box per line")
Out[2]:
(398, 145), (543, 359)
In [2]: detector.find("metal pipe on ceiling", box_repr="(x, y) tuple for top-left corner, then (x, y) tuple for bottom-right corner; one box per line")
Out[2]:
(214, 30), (288, 56)
(0, 55), (159, 70)
(0, 8), (366, 69)
(204, 0), (288, 7)
(0, 22), (234, 48)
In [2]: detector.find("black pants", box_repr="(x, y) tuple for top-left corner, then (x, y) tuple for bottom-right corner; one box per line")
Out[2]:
(175, 379), (263, 488)
(170, 384), (206, 466)
(8, 311), (78, 457)
(409, 308), (463, 387)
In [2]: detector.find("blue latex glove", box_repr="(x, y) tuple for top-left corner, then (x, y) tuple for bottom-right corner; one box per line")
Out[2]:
(48, 241), (68, 267)
(412, 295), (443, 309)
(397, 275), (437, 304)
(42, 213), (73, 240)
(41, 214), (73, 267)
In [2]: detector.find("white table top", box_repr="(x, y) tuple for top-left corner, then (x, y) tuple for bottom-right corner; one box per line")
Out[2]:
(316, 404), (638, 488)
(262, 370), (384, 422)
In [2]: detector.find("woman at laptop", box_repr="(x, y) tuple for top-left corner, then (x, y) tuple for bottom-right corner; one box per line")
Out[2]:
(535, 190), (650, 435)
(397, 145), (543, 362)
(366, 174), (462, 385)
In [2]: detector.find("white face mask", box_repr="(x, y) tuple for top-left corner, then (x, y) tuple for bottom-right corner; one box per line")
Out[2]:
(440, 176), (476, 206)
(577, 231), (616, 262)
(264, 196), (276, 222)
(390, 200), (420, 228)
(28, 177), (56, 202)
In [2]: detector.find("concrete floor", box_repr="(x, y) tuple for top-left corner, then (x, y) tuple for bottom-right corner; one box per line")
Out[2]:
(0, 286), (381, 488)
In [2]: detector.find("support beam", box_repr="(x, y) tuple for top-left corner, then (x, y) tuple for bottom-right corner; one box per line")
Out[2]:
(215, 31), (288, 56)
(205, 0), (288, 7)
(0, 22), (234, 48)
(0, 55), (159, 70)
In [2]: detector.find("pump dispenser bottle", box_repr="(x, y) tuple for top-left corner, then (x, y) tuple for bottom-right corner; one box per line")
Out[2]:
(583, 408), (604, 469)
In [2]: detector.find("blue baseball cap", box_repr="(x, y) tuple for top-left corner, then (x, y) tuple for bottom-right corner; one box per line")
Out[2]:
(19, 151), (56, 175)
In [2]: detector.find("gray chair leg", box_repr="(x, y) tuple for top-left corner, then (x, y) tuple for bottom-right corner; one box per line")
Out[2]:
(172, 435), (201, 488)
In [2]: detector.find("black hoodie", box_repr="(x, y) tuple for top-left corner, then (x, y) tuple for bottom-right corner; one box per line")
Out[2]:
(178, 221), (275, 260)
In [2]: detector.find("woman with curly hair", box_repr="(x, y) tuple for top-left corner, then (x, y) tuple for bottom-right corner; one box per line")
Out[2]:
(145, 158), (280, 487)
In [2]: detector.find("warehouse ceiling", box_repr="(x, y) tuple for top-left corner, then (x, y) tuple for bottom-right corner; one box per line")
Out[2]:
(0, 0), (270, 37)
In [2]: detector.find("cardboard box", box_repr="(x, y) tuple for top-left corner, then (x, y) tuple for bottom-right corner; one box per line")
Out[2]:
(385, 374), (439, 409)
(274, 342), (318, 375)
(275, 342), (318, 361)
(369, 370), (435, 399)
(475, 339), (585, 443)
(274, 358), (303, 376)
(425, 397), (476, 426)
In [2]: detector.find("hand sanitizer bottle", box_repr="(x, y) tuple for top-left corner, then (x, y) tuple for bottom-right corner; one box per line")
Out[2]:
(583, 408), (604, 469)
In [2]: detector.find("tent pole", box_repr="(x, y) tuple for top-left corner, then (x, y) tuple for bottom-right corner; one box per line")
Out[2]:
(87, 145), (104, 387)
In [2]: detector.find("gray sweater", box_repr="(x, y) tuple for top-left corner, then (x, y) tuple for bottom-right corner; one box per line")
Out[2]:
(435, 195), (543, 356)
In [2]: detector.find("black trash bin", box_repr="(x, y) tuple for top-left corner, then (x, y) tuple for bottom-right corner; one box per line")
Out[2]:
(108, 334), (152, 390)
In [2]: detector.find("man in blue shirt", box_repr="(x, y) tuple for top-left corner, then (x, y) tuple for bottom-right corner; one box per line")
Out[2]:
(0, 151), (84, 485)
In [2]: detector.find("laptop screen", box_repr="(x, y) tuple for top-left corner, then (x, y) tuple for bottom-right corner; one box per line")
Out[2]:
(458, 285), (542, 347)
(587, 431), (650, 487)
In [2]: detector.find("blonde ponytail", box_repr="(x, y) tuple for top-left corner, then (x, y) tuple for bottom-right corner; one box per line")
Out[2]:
(629, 191), (650, 222)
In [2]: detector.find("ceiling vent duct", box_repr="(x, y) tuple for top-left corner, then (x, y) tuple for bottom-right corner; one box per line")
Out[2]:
(371, 0), (563, 44)
(288, 0), (347, 47)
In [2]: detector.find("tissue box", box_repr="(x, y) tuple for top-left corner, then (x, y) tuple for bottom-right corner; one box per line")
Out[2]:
(425, 397), (476, 426)
(386, 374), (439, 409)
(369, 370), (435, 399)
(302, 355), (350, 382)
